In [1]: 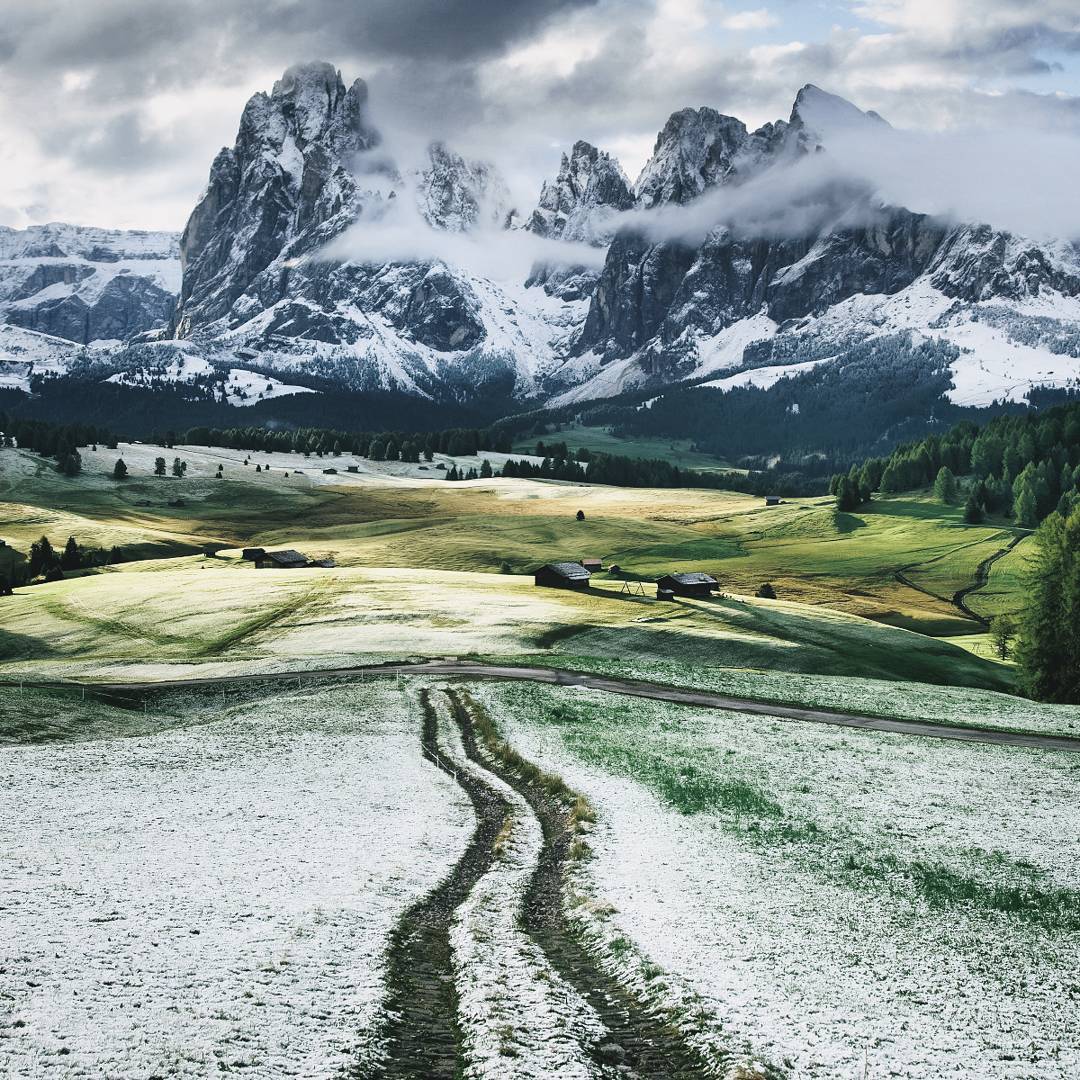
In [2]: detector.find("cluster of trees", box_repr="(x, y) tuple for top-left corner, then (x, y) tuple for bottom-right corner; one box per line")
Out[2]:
(152, 457), (188, 478)
(444, 461), (494, 481)
(0, 414), (119, 477)
(0, 534), (120, 592)
(1016, 506), (1080, 702)
(181, 424), (514, 460)
(597, 335), (975, 459)
(857, 402), (1080, 528)
(501, 456), (589, 482)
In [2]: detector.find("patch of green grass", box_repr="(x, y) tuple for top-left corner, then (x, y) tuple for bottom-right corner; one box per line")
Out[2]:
(844, 852), (1080, 931)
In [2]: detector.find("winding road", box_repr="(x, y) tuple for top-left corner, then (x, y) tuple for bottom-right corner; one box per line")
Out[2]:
(66, 660), (1080, 752)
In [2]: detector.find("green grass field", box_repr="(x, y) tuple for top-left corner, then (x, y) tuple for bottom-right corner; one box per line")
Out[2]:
(512, 424), (742, 474)
(0, 441), (1033, 692)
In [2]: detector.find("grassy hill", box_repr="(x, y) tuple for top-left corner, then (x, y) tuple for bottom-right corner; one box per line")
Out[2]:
(0, 440), (1028, 689)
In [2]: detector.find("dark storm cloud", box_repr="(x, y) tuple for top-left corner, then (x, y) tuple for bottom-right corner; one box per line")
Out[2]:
(1, 0), (1080, 230)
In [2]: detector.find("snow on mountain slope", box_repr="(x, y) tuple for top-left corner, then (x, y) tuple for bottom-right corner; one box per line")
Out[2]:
(103, 344), (319, 406)
(0, 324), (89, 392)
(0, 224), (180, 346)
(8, 70), (1080, 428)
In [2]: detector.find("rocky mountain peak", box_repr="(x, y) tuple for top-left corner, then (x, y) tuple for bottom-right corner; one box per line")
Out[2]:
(634, 106), (751, 208)
(788, 84), (888, 152)
(527, 140), (633, 244)
(176, 62), (381, 335)
(416, 142), (514, 232)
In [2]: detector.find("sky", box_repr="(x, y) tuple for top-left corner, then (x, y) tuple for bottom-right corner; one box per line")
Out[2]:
(0, 0), (1079, 232)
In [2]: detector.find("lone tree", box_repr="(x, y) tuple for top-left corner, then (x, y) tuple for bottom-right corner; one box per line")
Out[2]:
(576, 509), (585, 521)
(1015, 506), (1080, 702)
(112, 458), (128, 480)
(756, 583), (777, 599)
(154, 456), (167, 476)
(60, 536), (82, 571)
(933, 466), (958, 505)
(989, 614), (1017, 660)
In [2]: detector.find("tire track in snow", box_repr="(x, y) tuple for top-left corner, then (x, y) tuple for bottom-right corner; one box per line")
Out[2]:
(364, 689), (513, 1079)
(446, 688), (713, 1079)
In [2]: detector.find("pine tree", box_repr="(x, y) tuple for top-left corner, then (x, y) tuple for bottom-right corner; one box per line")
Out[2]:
(112, 458), (128, 480)
(963, 494), (984, 524)
(154, 457), (167, 476)
(1013, 482), (1039, 528)
(479, 459), (493, 479)
(29, 536), (56, 577)
(60, 536), (82, 571)
(933, 466), (957, 505)
(1016, 508), (1080, 702)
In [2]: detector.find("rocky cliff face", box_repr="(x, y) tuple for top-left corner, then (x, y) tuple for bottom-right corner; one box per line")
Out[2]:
(175, 62), (380, 336)
(0, 224), (178, 345)
(527, 141), (634, 243)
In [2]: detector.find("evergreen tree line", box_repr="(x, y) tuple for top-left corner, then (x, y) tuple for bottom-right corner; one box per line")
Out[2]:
(0, 413), (119, 477)
(182, 424), (513, 461)
(0, 534), (134, 590)
(502, 451), (815, 494)
(590, 335), (991, 460)
(843, 402), (1080, 527)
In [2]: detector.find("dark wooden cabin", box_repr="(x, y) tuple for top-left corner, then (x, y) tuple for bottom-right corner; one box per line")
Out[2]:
(256, 549), (309, 569)
(580, 558), (603, 573)
(535, 562), (591, 590)
(241, 547), (266, 562)
(656, 571), (718, 597)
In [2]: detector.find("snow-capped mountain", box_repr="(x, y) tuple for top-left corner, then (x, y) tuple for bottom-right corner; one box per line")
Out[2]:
(0, 223), (178, 346)
(6, 65), (1080, 437)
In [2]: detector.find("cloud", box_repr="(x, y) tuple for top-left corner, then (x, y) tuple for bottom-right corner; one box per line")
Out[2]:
(314, 198), (606, 282)
(0, 0), (1078, 232)
(620, 106), (1080, 245)
(721, 9), (778, 32)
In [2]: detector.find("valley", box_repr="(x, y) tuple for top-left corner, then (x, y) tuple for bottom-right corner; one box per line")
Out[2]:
(4, 20), (1080, 1079)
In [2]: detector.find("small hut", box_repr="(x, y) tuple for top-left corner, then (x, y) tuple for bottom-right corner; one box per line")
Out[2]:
(535, 562), (591, 590)
(580, 558), (603, 573)
(656, 571), (718, 597)
(241, 547), (265, 562)
(256, 549), (309, 569)
(765, 496), (783, 506)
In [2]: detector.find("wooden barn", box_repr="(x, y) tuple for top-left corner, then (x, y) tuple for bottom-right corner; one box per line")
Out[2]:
(656, 571), (718, 597)
(535, 562), (591, 590)
(580, 558), (603, 573)
(241, 547), (265, 562)
(256, 549), (309, 569)
(765, 496), (783, 507)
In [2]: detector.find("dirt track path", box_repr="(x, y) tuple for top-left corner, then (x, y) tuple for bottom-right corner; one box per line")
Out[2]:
(62, 660), (1080, 752)
(445, 688), (711, 1078)
(365, 689), (512, 1078)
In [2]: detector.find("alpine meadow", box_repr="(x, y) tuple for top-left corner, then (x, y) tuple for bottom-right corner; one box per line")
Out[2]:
(2, 3), (1079, 1078)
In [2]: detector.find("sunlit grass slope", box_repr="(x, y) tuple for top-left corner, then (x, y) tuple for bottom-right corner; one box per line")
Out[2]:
(0, 554), (1011, 690)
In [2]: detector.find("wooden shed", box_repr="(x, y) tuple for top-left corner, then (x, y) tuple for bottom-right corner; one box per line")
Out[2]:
(256, 549), (309, 569)
(241, 547), (265, 562)
(765, 496), (783, 506)
(656, 571), (718, 597)
(535, 562), (591, 590)
(580, 558), (603, 573)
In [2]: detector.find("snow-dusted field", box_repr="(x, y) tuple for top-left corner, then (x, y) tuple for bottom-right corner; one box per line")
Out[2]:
(0, 682), (472, 1077)
(476, 680), (1080, 1080)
